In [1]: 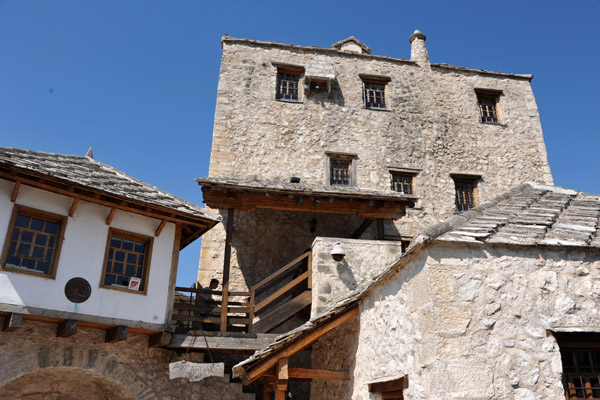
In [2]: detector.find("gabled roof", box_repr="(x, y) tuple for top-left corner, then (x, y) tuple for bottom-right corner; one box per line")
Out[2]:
(233, 182), (600, 380)
(331, 36), (371, 54)
(0, 147), (220, 247)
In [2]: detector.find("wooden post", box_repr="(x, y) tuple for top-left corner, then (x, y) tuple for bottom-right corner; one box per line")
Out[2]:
(106, 325), (127, 343)
(220, 208), (234, 331)
(57, 319), (77, 338)
(164, 224), (181, 329)
(275, 358), (288, 400)
(376, 218), (385, 240)
(2, 313), (22, 332)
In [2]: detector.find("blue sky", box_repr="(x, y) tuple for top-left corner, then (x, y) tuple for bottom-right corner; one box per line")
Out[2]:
(1, 0), (599, 286)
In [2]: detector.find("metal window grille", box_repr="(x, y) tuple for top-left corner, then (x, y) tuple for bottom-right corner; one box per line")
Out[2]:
(276, 70), (300, 101)
(391, 174), (413, 194)
(364, 82), (386, 109)
(104, 233), (149, 290)
(562, 348), (600, 400)
(4, 212), (61, 275)
(478, 94), (499, 123)
(330, 158), (351, 185)
(454, 180), (476, 212)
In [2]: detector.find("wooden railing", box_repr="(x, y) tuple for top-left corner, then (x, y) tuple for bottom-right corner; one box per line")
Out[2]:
(172, 251), (312, 333)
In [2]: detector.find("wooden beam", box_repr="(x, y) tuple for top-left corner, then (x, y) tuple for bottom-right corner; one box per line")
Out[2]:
(220, 208), (234, 331)
(164, 223), (182, 328)
(148, 331), (172, 348)
(57, 319), (77, 338)
(105, 207), (116, 225)
(2, 313), (22, 332)
(351, 218), (373, 239)
(239, 305), (359, 384)
(105, 325), (127, 343)
(155, 219), (167, 237)
(10, 181), (20, 202)
(263, 368), (350, 381)
(68, 197), (80, 217)
(203, 188), (412, 220)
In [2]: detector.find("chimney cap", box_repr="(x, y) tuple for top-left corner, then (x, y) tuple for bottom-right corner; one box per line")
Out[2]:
(409, 30), (426, 43)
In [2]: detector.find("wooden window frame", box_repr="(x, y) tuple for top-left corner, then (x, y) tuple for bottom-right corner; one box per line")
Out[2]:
(369, 377), (407, 400)
(100, 227), (153, 295)
(556, 333), (600, 400)
(361, 74), (390, 110)
(452, 174), (480, 212)
(475, 89), (502, 124)
(390, 170), (417, 195)
(326, 153), (357, 186)
(0, 205), (67, 279)
(275, 66), (303, 102)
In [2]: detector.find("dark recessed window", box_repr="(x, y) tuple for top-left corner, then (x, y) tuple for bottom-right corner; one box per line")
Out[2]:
(453, 177), (479, 212)
(363, 80), (387, 109)
(476, 90), (501, 123)
(101, 228), (152, 293)
(391, 173), (414, 194)
(556, 333), (600, 400)
(276, 67), (301, 101)
(1, 206), (66, 278)
(330, 157), (352, 186)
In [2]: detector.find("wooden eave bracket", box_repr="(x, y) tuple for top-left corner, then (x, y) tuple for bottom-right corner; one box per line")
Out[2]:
(106, 207), (117, 225)
(68, 197), (80, 217)
(10, 180), (20, 202)
(155, 219), (167, 237)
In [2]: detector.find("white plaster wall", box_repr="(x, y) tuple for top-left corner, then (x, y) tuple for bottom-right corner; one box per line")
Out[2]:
(0, 179), (176, 325)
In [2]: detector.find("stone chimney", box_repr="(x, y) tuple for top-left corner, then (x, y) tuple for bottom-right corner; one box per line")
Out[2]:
(409, 30), (429, 67)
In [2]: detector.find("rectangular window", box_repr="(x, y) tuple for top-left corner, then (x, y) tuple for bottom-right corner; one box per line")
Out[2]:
(101, 228), (152, 293)
(556, 333), (600, 400)
(390, 173), (414, 194)
(330, 157), (352, 185)
(453, 176), (479, 212)
(276, 67), (301, 101)
(363, 80), (387, 109)
(369, 377), (407, 400)
(476, 90), (501, 123)
(1, 205), (66, 278)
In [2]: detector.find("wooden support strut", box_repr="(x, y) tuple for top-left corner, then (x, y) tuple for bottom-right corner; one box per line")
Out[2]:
(57, 319), (78, 338)
(106, 325), (127, 343)
(220, 208), (234, 332)
(2, 313), (22, 332)
(11, 181), (20, 202)
(275, 358), (289, 400)
(155, 219), (167, 237)
(351, 218), (373, 239)
(68, 197), (79, 217)
(106, 207), (116, 225)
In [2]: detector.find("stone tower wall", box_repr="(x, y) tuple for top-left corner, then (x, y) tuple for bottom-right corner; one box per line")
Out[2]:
(198, 36), (553, 290)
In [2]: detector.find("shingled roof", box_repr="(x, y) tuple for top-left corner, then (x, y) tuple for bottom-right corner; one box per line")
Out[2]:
(0, 147), (219, 246)
(233, 182), (600, 380)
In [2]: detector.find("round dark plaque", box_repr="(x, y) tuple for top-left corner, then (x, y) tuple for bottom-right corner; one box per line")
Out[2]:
(64, 277), (92, 303)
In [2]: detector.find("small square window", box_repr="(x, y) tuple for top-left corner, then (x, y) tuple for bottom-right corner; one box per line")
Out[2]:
(276, 67), (302, 101)
(363, 80), (387, 109)
(453, 176), (479, 212)
(1, 205), (66, 278)
(101, 228), (152, 293)
(390, 172), (415, 194)
(476, 90), (501, 123)
(330, 157), (352, 186)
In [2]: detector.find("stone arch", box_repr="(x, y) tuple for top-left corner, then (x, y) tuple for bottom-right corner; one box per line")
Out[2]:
(0, 366), (135, 400)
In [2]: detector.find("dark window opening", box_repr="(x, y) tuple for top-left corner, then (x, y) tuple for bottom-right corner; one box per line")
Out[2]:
(276, 68), (301, 101)
(391, 173), (414, 194)
(102, 228), (152, 292)
(477, 91), (500, 123)
(453, 177), (478, 212)
(557, 333), (600, 400)
(363, 81), (387, 109)
(330, 158), (352, 185)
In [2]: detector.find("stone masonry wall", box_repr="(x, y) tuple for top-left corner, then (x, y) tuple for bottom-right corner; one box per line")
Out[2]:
(311, 237), (403, 317)
(312, 243), (600, 400)
(199, 37), (553, 290)
(0, 320), (254, 400)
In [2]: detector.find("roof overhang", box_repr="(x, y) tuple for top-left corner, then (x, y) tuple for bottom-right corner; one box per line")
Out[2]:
(197, 178), (418, 219)
(0, 165), (218, 249)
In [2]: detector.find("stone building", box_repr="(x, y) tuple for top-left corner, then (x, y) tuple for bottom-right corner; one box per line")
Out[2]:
(197, 31), (553, 304)
(234, 182), (600, 399)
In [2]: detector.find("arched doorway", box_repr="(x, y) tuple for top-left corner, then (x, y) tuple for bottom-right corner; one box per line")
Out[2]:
(0, 366), (135, 400)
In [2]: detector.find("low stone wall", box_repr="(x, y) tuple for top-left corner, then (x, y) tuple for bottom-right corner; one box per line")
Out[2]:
(311, 237), (403, 317)
(0, 320), (254, 400)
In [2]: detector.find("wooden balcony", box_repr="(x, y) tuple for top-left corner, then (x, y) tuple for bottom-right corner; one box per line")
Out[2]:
(172, 251), (312, 335)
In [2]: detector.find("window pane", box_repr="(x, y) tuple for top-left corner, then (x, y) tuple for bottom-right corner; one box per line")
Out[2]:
(5, 255), (21, 267)
(35, 234), (47, 246)
(116, 276), (129, 286)
(11, 228), (20, 241)
(127, 253), (137, 264)
(111, 237), (122, 248)
(135, 242), (145, 253)
(37, 262), (50, 274)
(115, 251), (125, 262)
(113, 262), (124, 274)
(16, 215), (30, 228)
(45, 249), (53, 262)
(21, 258), (35, 269)
(20, 231), (33, 243)
(126, 264), (136, 276)
(44, 222), (58, 234)
(122, 239), (134, 251)
(18, 243), (30, 256)
(32, 246), (45, 259)
(104, 274), (116, 286)
(30, 218), (44, 231)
